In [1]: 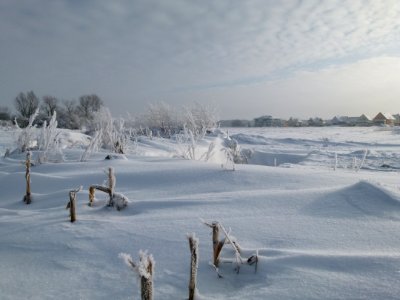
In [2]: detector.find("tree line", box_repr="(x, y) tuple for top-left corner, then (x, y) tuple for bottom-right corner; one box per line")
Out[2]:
(0, 91), (104, 129)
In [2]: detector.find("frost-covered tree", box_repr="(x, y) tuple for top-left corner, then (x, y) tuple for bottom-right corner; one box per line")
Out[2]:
(183, 102), (218, 139)
(142, 102), (180, 137)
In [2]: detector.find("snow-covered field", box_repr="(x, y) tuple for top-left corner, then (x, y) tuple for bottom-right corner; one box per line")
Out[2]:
(1, 126), (400, 299)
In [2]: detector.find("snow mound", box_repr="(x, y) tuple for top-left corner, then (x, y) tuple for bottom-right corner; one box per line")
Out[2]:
(303, 180), (400, 219)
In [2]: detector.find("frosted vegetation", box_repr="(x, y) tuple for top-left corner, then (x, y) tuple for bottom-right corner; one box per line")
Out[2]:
(1, 107), (400, 299)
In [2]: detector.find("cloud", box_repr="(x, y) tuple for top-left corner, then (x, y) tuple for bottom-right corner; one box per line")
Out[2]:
(0, 1), (400, 117)
(187, 56), (400, 119)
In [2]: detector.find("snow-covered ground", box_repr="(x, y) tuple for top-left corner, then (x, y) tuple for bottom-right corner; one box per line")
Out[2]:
(1, 126), (400, 299)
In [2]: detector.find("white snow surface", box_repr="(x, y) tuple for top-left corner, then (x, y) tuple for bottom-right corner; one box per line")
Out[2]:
(1, 126), (400, 299)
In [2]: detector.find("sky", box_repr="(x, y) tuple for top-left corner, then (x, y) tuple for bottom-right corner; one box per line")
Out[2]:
(1, 0), (400, 120)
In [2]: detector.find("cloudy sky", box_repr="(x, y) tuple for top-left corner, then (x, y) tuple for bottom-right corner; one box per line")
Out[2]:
(1, 0), (400, 119)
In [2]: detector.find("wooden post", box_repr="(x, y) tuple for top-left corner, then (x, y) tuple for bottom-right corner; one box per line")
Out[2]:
(141, 258), (153, 300)
(212, 222), (225, 267)
(188, 234), (199, 300)
(89, 185), (111, 207)
(107, 167), (115, 207)
(120, 252), (154, 300)
(69, 191), (76, 222)
(24, 152), (31, 204)
(203, 220), (225, 268)
(66, 187), (82, 222)
(89, 186), (95, 206)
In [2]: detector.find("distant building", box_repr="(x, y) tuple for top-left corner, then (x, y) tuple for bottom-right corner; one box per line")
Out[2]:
(330, 116), (362, 126)
(308, 117), (324, 126)
(373, 112), (395, 126)
(287, 117), (302, 127)
(218, 119), (252, 127)
(254, 115), (273, 127)
(357, 114), (373, 126)
(393, 114), (400, 126)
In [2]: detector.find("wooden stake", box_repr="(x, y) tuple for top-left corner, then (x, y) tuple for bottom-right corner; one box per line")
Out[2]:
(120, 252), (154, 300)
(188, 234), (199, 300)
(107, 167), (115, 206)
(66, 186), (82, 222)
(212, 222), (225, 267)
(89, 186), (95, 206)
(203, 220), (225, 268)
(23, 152), (31, 204)
(88, 185), (111, 206)
(141, 258), (153, 300)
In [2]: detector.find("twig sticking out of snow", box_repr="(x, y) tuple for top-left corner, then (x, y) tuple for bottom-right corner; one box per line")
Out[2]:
(218, 223), (244, 273)
(334, 152), (338, 171)
(356, 149), (368, 172)
(119, 251), (154, 300)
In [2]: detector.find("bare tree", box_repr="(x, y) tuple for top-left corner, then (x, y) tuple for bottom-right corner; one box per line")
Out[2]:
(41, 96), (59, 118)
(14, 91), (39, 120)
(77, 94), (103, 124)
(58, 99), (80, 129)
(63, 99), (77, 115)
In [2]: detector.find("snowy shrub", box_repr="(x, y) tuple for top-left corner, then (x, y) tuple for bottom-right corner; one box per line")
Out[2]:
(80, 130), (102, 162)
(37, 111), (64, 163)
(174, 126), (216, 162)
(221, 137), (246, 170)
(183, 102), (218, 140)
(91, 107), (130, 154)
(15, 109), (39, 152)
(175, 127), (197, 160)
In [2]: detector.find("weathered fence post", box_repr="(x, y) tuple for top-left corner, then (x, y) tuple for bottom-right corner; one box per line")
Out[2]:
(23, 152), (32, 204)
(211, 222), (225, 267)
(89, 186), (95, 206)
(107, 167), (115, 206)
(119, 251), (154, 300)
(188, 233), (199, 300)
(66, 186), (82, 222)
(141, 257), (153, 300)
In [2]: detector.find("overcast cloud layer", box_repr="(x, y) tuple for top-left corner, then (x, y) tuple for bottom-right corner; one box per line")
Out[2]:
(1, 0), (400, 119)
